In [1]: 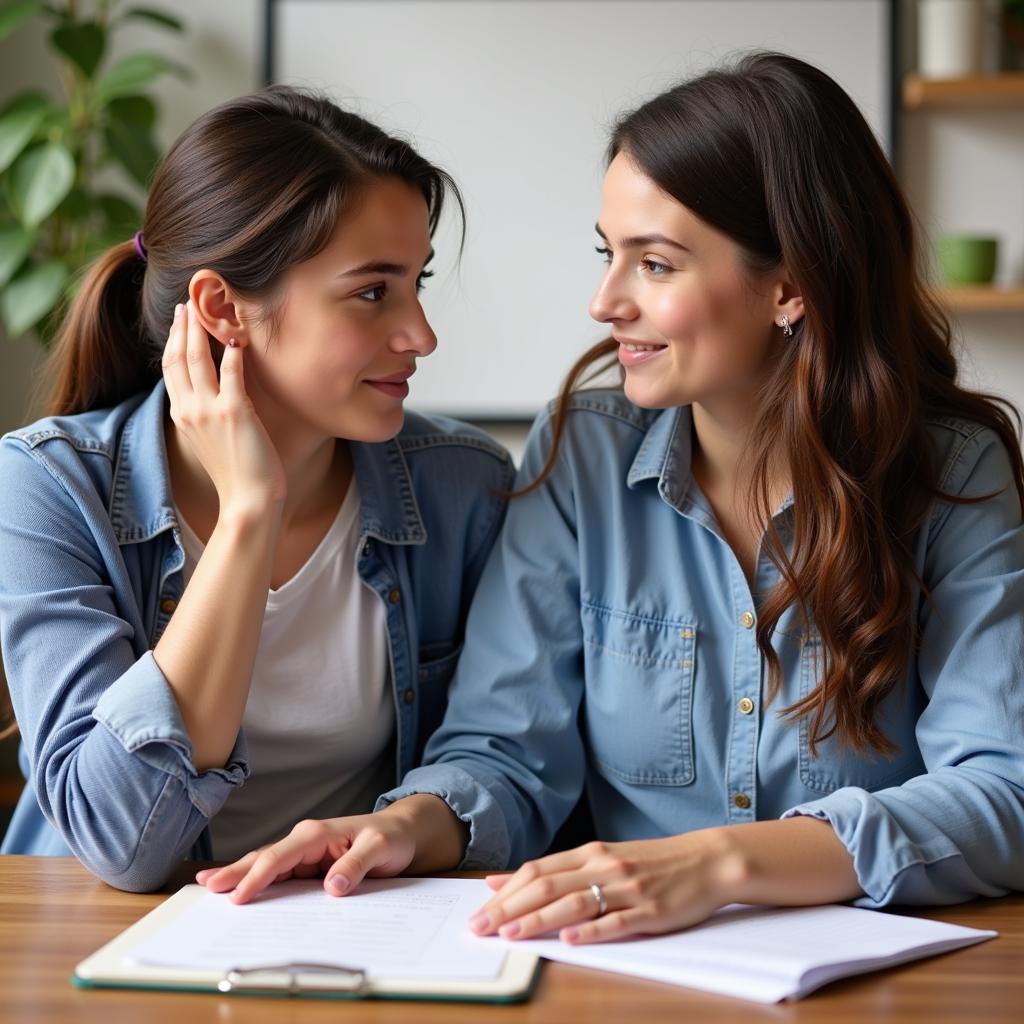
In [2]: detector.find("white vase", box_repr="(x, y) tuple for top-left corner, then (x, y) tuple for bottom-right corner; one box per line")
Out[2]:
(918, 0), (984, 78)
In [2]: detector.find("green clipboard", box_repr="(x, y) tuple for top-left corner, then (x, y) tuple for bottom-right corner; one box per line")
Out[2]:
(73, 883), (541, 1003)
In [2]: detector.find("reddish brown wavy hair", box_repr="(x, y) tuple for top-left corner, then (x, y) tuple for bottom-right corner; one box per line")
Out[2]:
(527, 53), (1024, 755)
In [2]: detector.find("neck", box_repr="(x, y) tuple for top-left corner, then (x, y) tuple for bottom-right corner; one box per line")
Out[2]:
(690, 396), (789, 515)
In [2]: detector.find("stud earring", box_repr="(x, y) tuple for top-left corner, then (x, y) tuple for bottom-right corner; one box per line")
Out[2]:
(778, 314), (794, 338)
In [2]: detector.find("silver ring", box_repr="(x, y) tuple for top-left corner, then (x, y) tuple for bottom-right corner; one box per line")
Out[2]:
(589, 882), (607, 917)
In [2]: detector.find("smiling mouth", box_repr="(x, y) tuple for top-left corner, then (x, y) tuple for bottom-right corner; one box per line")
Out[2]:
(621, 342), (665, 352)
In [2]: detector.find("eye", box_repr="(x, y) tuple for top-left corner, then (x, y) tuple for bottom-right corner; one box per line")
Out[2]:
(416, 269), (434, 293)
(640, 256), (671, 276)
(595, 246), (612, 264)
(356, 284), (387, 302)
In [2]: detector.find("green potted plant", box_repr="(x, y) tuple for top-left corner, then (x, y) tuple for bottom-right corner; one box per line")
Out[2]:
(0, 0), (187, 343)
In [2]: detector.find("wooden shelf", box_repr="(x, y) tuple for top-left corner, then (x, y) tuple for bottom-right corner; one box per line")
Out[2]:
(904, 73), (1024, 109)
(934, 286), (1024, 312)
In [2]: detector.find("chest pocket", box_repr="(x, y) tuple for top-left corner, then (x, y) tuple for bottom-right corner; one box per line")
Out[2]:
(581, 601), (696, 786)
(798, 637), (923, 795)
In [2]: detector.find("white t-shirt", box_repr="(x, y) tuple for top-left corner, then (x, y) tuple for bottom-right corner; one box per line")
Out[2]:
(176, 479), (394, 861)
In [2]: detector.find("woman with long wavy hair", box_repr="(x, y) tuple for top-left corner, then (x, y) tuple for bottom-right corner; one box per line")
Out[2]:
(200, 54), (1024, 943)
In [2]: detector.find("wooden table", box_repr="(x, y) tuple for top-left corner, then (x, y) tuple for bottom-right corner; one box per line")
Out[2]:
(1, 855), (1022, 1023)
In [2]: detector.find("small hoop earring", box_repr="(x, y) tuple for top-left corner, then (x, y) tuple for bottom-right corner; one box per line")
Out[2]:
(778, 314), (794, 338)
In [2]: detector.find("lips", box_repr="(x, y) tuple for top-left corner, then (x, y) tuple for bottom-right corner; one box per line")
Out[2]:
(365, 369), (414, 400)
(614, 336), (668, 368)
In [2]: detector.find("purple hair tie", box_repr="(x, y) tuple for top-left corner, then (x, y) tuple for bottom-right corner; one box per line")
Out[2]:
(133, 231), (147, 262)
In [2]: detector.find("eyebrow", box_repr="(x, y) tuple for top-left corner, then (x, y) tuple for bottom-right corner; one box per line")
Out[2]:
(594, 223), (690, 253)
(337, 251), (435, 278)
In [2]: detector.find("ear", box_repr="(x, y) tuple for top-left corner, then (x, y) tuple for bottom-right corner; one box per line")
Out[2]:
(772, 269), (805, 330)
(187, 269), (254, 347)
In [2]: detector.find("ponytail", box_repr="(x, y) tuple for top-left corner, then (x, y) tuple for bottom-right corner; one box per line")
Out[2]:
(44, 241), (157, 416)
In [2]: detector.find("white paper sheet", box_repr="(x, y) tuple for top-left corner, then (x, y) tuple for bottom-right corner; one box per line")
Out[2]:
(485, 902), (996, 1003)
(130, 877), (506, 980)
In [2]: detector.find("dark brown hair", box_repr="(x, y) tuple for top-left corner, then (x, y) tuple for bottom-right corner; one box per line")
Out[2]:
(529, 52), (1024, 755)
(44, 85), (463, 416)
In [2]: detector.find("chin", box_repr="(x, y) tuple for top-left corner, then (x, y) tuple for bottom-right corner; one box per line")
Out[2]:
(340, 408), (406, 444)
(623, 378), (688, 411)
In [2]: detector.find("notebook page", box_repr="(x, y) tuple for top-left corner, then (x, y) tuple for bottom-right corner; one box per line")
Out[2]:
(130, 877), (506, 980)
(492, 902), (996, 1003)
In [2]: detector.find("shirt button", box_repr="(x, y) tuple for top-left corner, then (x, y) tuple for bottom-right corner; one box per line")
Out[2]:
(388, 588), (401, 604)
(160, 598), (177, 614)
(738, 697), (755, 715)
(733, 793), (751, 810)
(740, 611), (755, 629)
(403, 688), (416, 705)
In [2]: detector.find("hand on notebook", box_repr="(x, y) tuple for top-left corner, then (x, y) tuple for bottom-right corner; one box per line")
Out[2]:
(195, 812), (417, 904)
(468, 831), (745, 945)
(468, 819), (861, 945)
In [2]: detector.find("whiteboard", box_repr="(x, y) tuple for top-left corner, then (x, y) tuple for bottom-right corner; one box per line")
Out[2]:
(272, 0), (892, 418)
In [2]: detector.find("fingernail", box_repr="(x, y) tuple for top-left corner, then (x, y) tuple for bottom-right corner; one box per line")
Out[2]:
(468, 912), (490, 932)
(328, 875), (349, 894)
(173, 303), (183, 319)
(228, 338), (239, 348)
(499, 921), (521, 938)
(562, 927), (580, 943)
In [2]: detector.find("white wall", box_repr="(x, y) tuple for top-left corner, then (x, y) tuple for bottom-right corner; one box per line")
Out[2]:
(1, 1), (1022, 441)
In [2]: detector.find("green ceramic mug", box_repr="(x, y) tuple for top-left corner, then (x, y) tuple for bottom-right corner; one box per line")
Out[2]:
(935, 235), (999, 285)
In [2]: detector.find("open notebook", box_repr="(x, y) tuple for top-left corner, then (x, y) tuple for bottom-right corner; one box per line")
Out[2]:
(498, 900), (996, 1002)
(73, 877), (995, 1004)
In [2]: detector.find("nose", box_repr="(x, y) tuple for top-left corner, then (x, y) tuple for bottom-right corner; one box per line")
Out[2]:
(589, 265), (638, 324)
(393, 300), (438, 357)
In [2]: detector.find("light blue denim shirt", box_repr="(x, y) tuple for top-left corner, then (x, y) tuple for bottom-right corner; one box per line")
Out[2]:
(0, 381), (513, 891)
(379, 390), (1024, 908)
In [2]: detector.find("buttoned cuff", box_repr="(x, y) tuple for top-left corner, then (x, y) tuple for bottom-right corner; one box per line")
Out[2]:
(92, 651), (249, 818)
(375, 763), (511, 869)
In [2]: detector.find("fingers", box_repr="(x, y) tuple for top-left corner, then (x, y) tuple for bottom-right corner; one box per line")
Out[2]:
(485, 873), (512, 891)
(562, 906), (651, 945)
(161, 302), (191, 406)
(472, 866), (606, 939)
(184, 299), (219, 399)
(217, 339), (247, 403)
(198, 850), (262, 893)
(323, 826), (395, 897)
(226, 825), (337, 905)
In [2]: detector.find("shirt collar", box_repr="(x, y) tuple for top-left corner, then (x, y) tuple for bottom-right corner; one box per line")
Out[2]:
(626, 404), (694, 512)
(108, 381), (177, 545)
(625, 403), (795, 518)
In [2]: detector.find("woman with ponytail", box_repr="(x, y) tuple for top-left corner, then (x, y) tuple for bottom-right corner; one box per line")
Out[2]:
(203, 53), (1024, 939)
(0, 87), (513, 891)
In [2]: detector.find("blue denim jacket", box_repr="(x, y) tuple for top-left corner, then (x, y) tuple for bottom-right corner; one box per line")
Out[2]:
(0, 381), (513, 891)
(380, 390), (1024, 908)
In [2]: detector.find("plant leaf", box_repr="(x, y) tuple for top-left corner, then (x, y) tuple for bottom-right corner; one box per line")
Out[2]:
(96, 192), (141, 235)
(0, 224), (34, 286)
(93, 52), (174, 104)
(106, 94), (156, 129)
(0, 0), (44, 43)
(50, 20), (106, 79)
(0, 258), (68, 336)
(104, 118), (159, 187)
(120, 5), (184, 32)
(0, 92), (50, 173)
(9, 142), (76, 228)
